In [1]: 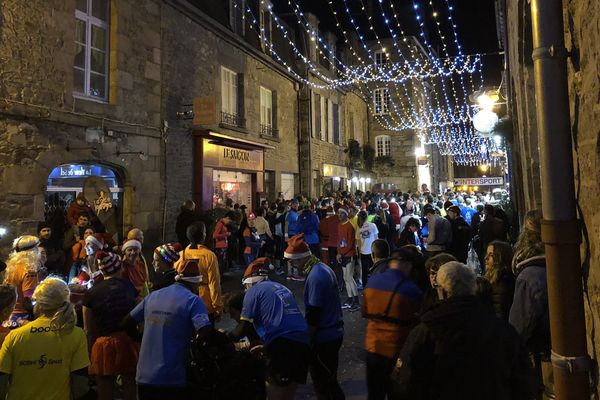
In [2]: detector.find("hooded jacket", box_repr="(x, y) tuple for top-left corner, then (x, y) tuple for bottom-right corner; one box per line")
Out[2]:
(508, 255), (550, 354)
(392, 296), (533, 400)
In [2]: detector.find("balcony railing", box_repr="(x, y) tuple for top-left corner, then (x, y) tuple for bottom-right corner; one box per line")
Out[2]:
(221, 111), (245, 128)
(260, 123), (278, 138)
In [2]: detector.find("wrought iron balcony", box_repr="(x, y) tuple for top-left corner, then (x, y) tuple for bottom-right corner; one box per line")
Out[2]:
(221, 111), (245, 128)
(260, 123), (278, 138)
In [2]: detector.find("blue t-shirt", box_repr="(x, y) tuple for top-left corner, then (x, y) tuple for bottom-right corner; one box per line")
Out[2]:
(130, 283), (212, 387)
(304, 262), (344, 343)
(286, 210), (300, 236)
(460, 206), (477, 225)
(241, 281), (308, 345)
(298, 211), (320, 244)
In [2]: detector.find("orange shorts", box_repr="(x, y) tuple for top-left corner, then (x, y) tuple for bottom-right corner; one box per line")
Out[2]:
(90, 331), (139, 376)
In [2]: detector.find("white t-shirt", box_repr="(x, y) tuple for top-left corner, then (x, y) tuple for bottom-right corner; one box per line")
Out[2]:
(358, 221), (379, 255)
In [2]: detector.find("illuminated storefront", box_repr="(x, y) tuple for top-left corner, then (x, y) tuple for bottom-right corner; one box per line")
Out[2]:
(193, 131), (272, 211)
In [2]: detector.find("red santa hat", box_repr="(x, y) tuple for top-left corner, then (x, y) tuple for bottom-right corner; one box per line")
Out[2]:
(122, 239), (142, 252)
(242, 257), (273, 285)
(85, 234), (105, 250)
(284, 234), (312, 260)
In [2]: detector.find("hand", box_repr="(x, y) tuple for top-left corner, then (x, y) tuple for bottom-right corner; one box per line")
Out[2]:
(336, 254), (342, 263)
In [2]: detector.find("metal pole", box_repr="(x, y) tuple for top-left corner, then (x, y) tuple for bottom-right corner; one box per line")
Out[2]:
(529, 0), (590, 399)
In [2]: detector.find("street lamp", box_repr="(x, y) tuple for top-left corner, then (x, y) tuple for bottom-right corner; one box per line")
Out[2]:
(479, 164), (490, 173)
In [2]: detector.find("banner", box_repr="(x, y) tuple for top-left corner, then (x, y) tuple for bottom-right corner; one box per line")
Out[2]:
(454, 177), (504, 186)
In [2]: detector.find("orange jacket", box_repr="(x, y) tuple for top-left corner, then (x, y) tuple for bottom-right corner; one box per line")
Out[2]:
(212, 220), (229, 249)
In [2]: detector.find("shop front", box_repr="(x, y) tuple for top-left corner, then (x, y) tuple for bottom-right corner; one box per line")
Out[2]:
(322, 163), (348, 195)
(193, 131), (272, 211)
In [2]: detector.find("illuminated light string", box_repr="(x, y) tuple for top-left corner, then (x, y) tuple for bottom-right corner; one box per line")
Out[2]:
(235, 0), (497, 163)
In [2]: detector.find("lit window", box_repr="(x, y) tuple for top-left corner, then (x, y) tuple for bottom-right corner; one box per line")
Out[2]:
(374, 88), (390, 115)
(74, 0), (109, 101)
(376, 135), (392, 157)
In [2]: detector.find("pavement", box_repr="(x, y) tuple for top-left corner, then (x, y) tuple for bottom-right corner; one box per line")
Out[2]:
(217, 265), (368, 400)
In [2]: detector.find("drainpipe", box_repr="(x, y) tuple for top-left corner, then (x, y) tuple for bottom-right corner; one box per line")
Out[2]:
(529, 1), (590, 399)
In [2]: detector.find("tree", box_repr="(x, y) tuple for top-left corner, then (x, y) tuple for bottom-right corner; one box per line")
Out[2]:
(345, 139), (362, 168)
(363, 144), (375, 171)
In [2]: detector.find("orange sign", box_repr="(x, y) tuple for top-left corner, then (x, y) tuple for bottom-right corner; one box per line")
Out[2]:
(193, 96), (216, 125)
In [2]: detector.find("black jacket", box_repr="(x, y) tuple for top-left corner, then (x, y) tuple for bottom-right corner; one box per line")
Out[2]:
(490, 271), (515, 322)
(392, 296), (533, 400)
(176, 209), (202, 248)
(448, 216), (471, 263)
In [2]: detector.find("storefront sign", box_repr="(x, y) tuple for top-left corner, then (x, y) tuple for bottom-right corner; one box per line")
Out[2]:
(323, 163), (348, 178)
(203, 139), (263, 172)
(454, 177), (504, 186)
(193, 96), (216, 125)
(59, 165), (94, 177)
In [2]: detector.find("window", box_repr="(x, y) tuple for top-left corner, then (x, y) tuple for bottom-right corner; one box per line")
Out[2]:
(376, 135), (392, 157)
(259, 2), (272, 55)
(260, 86), (277, 136)
(320, 96), (327, 141)
(374, 51), (388, 68)
(281, 173), (295, 200)
(229, 0), (245, 36)
(74, 0), (109, 101)
(313, 92), (321, 138)
(221, 66), (243, 126)
(374, 88), (390, 115)
(332, 103), (340, 145)
(327, 100), (334, 143)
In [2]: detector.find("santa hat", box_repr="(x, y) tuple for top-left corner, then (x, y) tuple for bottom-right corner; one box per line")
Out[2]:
(122, 239), (142, 252)
(85, 234), (105, 250)
(380, 200), (389, 210)
(242, 257), (272, 285)
(284, 234), (312, 260)
(326, 206), (335, 216)
(97, 251), (122, 276)
(174, 258), (202, 284)
(154, 243), (183, 266)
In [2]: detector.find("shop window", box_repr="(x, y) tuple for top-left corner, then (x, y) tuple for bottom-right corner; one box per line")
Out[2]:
(376, 135), (392, 157)
(212, 170), (252, 208)
(74, 0), (109, 101)
(46, 163), (123, 240)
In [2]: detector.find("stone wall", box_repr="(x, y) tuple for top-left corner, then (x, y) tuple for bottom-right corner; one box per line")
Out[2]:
(161, 2), (299, 241)
(506, 0), (600, 384)
(0, 0), (164, 256)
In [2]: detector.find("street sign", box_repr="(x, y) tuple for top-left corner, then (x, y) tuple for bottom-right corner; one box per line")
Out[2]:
(453, 177), (504, 186)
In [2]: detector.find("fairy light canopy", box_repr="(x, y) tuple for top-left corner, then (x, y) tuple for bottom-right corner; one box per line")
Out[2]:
(239, 0), (505, 165)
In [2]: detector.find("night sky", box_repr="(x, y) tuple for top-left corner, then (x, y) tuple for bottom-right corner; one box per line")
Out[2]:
(273, 0), (503, 85)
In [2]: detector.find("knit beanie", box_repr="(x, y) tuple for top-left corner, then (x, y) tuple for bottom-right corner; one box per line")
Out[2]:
(154, 243), (183, 266)
(97, 251), (122, 276)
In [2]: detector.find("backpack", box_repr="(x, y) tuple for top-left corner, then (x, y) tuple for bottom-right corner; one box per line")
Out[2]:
(177, 248), (204, 284)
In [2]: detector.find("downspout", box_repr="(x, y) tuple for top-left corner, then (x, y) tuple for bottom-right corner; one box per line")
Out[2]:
(529, 1), (591, 399)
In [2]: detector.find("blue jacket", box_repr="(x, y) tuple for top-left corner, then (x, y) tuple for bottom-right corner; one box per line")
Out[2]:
(298, 210), (320, 245)
(508, 255), (550, 354)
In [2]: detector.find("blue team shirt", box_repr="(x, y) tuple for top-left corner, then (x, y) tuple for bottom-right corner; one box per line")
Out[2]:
(304, 262), (344, 343)
(130, 283), (212, 387)
(286, 210), (300, 236)
(460, 206), (477, 225)
(241, 281), (308, 345)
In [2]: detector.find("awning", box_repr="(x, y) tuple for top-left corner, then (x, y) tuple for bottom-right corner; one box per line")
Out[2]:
(194, 130), (276, 150)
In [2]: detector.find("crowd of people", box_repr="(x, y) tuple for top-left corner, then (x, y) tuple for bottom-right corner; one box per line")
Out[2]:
(0, 186), (549, 400)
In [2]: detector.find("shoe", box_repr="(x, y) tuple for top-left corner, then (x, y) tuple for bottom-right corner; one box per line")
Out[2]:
(349, 303), (361, 312)
(341, 301), (352, 309)
(290, 275), (305, 282)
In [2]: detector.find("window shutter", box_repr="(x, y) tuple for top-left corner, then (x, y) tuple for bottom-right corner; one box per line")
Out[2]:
(272, 91), (278, 135)
(313, 93), (321, 138)
(237, 72), (245, 124)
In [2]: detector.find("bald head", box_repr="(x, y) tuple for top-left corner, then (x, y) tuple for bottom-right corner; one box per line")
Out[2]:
(127, 228), (144, 244)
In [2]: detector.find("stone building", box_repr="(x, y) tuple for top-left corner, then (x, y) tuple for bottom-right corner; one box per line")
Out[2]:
(501, 0), (600, 386)
(161, 0), (301, 240)
(296, 14), (372, 198)
(0, 0), (165, 255)
(361, 37), (453, 193)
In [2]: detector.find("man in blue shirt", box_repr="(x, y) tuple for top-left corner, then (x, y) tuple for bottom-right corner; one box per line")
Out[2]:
(285, 234), (345, 400)
(229, 257), (309, 399)
(125, 255), (212, 400)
